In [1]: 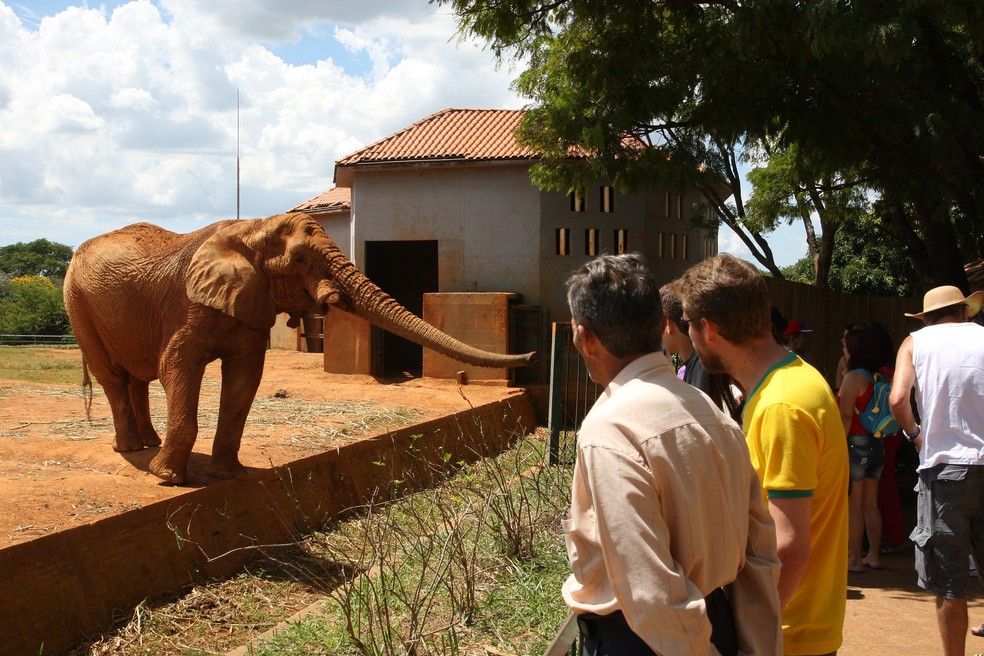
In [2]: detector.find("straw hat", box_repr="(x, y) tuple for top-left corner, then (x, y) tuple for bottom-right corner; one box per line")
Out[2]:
(904, 285), (984, 319)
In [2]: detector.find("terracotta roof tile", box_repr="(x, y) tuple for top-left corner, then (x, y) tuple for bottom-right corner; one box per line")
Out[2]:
(336, 108), (536, 167)
(290, 186), (351, 213)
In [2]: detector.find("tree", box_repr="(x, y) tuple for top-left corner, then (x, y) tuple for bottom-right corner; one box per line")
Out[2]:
(745, 141), (870, 289)
(438, 0), (984, 291)
(781, 209), (919, 297)
(0, 239), (74, 279)
(0, 275), (71, 336)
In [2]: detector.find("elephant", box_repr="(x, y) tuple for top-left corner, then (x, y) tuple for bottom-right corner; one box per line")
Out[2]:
(63, 212), (534, 484)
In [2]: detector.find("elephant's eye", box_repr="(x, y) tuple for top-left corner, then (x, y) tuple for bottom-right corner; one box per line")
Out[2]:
(293, 254), (306, 266)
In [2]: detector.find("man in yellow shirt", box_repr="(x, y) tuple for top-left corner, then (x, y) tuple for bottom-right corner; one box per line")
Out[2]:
(676, 254), (849, 656)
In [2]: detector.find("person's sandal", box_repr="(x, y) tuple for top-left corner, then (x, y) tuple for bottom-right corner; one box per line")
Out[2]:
(971, 623), (984, 638)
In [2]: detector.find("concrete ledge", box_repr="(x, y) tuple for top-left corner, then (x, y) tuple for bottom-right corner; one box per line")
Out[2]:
(0, 393), (537, 655)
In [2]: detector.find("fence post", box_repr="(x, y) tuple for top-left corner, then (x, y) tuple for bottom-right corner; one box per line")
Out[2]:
(547, 322), (569, 466)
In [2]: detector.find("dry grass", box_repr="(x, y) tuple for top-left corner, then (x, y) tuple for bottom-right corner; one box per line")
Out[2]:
(72, 551), (331, 656)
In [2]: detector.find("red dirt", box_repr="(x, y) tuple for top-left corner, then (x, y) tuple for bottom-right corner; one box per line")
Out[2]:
(1, 349), (982, 655)
(0, 349), (522, 545)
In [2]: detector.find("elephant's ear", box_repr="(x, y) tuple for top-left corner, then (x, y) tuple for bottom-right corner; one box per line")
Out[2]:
(186, 221), (277, 330)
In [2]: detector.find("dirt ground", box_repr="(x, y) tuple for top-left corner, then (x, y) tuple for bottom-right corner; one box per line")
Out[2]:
(0, 349), (983, 655)
(0, 349), (522, 545)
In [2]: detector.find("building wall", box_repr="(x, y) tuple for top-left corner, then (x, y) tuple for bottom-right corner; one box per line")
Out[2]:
(538, 184), (718, 324)
(349, 165), (542, 304)
(314, 210), (353, 259)
(348, 164), (717, 329)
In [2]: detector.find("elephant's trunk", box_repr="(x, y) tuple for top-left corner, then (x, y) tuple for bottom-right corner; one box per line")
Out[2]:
(320, 248), (535, 369)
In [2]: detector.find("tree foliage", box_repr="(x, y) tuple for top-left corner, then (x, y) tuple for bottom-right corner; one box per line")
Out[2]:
(0, 240), (74, 336)
(0, 239), (74, 279)
(0, 275), (71, 335)
(745, 141), (870, 288)
(437, 0), (984, 291)
(781, 210), (919, 297)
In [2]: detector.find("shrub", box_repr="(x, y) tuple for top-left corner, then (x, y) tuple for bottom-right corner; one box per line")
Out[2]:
(0, 275), (71, 336)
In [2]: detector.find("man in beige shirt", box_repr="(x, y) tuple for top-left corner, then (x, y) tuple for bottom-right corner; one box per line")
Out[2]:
(562, 254), (782, 655)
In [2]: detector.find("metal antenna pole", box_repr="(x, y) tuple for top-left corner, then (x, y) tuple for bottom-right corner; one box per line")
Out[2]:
(236, 89), (239, 220)
(237, 89), (241, 220)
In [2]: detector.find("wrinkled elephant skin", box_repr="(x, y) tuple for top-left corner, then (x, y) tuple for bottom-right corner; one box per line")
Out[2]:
(64, 212), (534, 484)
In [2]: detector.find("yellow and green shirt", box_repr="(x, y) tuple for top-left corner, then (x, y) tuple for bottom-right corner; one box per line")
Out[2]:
(743, 353), (849, 656)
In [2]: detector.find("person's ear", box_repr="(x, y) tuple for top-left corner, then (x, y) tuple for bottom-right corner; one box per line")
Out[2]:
(700, 317), (722, 342)
(576, 324), (600, 356)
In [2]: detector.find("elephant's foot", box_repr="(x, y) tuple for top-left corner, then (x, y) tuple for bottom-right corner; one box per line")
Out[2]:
(140, 430), (162, 448)
(207, 455), (248, 480)
(113, 433), (147, 453)
(149, 452), (188, 485)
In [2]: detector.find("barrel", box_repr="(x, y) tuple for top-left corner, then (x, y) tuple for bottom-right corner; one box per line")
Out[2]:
(300, 314), (324, 353)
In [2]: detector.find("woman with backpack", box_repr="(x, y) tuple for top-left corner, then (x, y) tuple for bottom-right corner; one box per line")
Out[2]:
(838, 326), (892, 572)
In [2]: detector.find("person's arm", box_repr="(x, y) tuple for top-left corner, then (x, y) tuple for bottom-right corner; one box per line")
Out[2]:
(835, 356), (847, 391)
(889, 336), (921, 450)
(837, 371), (865, 437)
(729, 472), (783, 655)
(768, 496), (812, 608)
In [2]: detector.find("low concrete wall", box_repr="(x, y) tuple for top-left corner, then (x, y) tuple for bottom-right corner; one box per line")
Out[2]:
(0, 393), (537, 655)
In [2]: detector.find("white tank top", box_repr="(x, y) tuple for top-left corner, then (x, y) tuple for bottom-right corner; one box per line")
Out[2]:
(911, 322), (984, 469)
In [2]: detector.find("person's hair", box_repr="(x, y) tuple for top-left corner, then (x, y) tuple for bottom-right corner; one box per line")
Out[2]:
(659, 283), (688, 332)
(566, 253), (662, 358)
(771, 307), (787, 345)
(844, 327), (885, 373)
(675, 254), (771, 344)
(708, 375), (744, 423)
(924, 303), (966, 325)
(863, 321), (895, 370)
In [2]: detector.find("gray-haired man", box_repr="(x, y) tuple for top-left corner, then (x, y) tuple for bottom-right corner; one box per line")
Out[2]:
(562, 253), (781, 655)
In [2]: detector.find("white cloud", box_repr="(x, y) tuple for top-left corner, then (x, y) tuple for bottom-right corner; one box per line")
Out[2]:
(0, 1), (525, 247)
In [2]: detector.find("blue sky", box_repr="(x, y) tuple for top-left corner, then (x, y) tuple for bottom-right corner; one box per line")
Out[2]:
(0, 1), (806, 267)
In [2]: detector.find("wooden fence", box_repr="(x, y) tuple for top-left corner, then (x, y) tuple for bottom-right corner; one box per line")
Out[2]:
(765, 278), (919, 387)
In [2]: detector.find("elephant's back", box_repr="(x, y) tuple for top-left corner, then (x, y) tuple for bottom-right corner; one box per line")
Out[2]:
(64, 221), (236, 354)
(73, 221), (230, 265)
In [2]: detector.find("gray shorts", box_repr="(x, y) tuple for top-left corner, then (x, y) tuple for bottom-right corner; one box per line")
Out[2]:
(910, 464), (984, 599)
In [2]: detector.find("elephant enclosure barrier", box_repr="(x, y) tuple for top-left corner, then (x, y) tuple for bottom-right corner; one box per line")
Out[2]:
(0, 350), (537, 655)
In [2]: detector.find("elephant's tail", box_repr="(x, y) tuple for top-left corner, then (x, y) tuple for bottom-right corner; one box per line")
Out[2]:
(80, 355), (93, 422)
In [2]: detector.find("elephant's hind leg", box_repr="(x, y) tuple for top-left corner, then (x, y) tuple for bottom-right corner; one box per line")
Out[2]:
(71, 325), (146, 452)
(100, 373), (148, 453)
(128, 379), (161, 447)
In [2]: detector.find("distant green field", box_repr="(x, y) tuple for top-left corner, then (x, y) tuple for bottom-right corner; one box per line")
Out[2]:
(0, 347), (83, 385)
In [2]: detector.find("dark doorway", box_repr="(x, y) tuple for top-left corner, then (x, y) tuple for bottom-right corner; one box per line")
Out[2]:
(364, 240), (439, 377)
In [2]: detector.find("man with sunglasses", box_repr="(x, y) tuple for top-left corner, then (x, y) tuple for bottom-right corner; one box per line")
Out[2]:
(676, 254), (848, 656)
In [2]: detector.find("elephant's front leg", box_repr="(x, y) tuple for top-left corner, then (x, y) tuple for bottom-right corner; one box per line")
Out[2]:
(149, 359), (207, 484)
(208, 351), (266, 480)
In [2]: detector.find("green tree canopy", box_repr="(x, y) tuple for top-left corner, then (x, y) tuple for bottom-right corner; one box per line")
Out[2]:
(438, 0), (984, 291)
(781, 209), (919, 297)
(0, 239), (74, 279)
(0, 275), (71, 336)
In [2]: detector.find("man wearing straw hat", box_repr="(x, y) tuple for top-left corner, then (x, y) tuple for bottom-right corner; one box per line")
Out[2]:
(889, 285), (984, 656)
